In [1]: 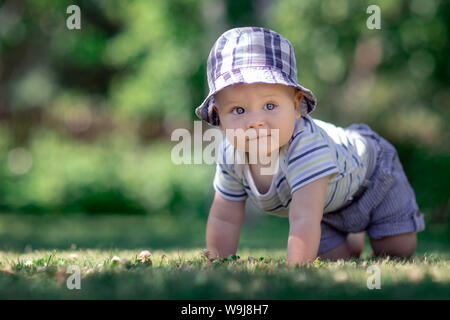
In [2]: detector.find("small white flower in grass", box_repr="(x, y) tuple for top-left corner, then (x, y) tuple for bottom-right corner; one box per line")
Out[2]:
(69, 253), (78, 261)
(137, 250), (152, 263)
(24, 259), (33, 267)
(111, 256), (121, 262)
(111, 256), (121, 267)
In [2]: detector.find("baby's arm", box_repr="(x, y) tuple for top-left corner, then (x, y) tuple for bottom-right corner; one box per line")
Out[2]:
(286, 175), (330, 266)
(205, 192), (246, 259)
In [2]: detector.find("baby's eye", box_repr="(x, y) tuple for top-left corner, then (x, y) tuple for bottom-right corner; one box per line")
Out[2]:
(264, 103), (277, 111)
(232, 107), (245, 115)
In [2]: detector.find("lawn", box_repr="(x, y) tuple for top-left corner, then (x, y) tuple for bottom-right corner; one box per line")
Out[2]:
(0, 213), (449, 299)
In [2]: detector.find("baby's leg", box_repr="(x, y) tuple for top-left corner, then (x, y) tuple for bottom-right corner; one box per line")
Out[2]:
(347, 232), (365, 256)
(319, 232), (365, 260)
(369, 232), (417, 258)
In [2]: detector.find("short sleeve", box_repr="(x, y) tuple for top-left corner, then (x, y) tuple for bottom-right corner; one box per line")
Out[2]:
(213, 163), (248, 201)
(213, 139), (248, 201)
(286, 119), (339, 195)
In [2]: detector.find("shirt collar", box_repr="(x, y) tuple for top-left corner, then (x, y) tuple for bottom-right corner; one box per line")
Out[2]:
(288, 116), (305, 145)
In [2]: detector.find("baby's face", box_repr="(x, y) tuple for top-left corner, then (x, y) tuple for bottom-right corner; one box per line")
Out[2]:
(213, 83), (302, 156)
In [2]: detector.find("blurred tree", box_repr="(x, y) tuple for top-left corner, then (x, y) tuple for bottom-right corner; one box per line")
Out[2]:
(268, 0), (449, 151)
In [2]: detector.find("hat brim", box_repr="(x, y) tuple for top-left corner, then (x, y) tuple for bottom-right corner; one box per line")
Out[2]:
(195, 67), (317, 127)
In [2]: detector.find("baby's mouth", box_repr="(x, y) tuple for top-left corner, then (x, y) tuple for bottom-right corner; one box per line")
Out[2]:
(246, 134), (271, 141)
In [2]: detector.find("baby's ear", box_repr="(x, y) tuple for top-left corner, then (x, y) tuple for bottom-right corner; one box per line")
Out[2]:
(294, 89), (303, 119)
(212, 104), (223, 130)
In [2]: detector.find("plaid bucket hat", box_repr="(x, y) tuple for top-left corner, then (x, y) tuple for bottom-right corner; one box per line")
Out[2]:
(195, 27), (317, 127)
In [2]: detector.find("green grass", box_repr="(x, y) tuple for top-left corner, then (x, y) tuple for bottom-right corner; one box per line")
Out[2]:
(0, 213), (449, 299)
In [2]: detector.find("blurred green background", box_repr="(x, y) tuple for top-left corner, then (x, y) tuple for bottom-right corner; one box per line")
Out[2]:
(0, 0), (448, 250)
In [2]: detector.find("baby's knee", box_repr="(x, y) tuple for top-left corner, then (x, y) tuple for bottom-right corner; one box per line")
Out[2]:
(346, 232), (365, 258)
(370, 232), (417, 258)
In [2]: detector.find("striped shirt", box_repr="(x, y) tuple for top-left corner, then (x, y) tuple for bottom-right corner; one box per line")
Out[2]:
(213, 115), (371, 217)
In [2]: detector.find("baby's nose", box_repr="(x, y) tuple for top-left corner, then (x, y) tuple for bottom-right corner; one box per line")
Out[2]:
(247, 117), (266, 129)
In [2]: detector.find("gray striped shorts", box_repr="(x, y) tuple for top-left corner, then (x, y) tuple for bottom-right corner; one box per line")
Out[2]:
(318, 123), (426, 255)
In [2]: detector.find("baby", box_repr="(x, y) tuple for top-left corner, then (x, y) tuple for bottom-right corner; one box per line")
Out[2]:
(195, 27), (425, 266)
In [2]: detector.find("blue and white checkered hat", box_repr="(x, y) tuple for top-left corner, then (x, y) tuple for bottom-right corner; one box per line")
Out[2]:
(195, 27), (317, 127)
